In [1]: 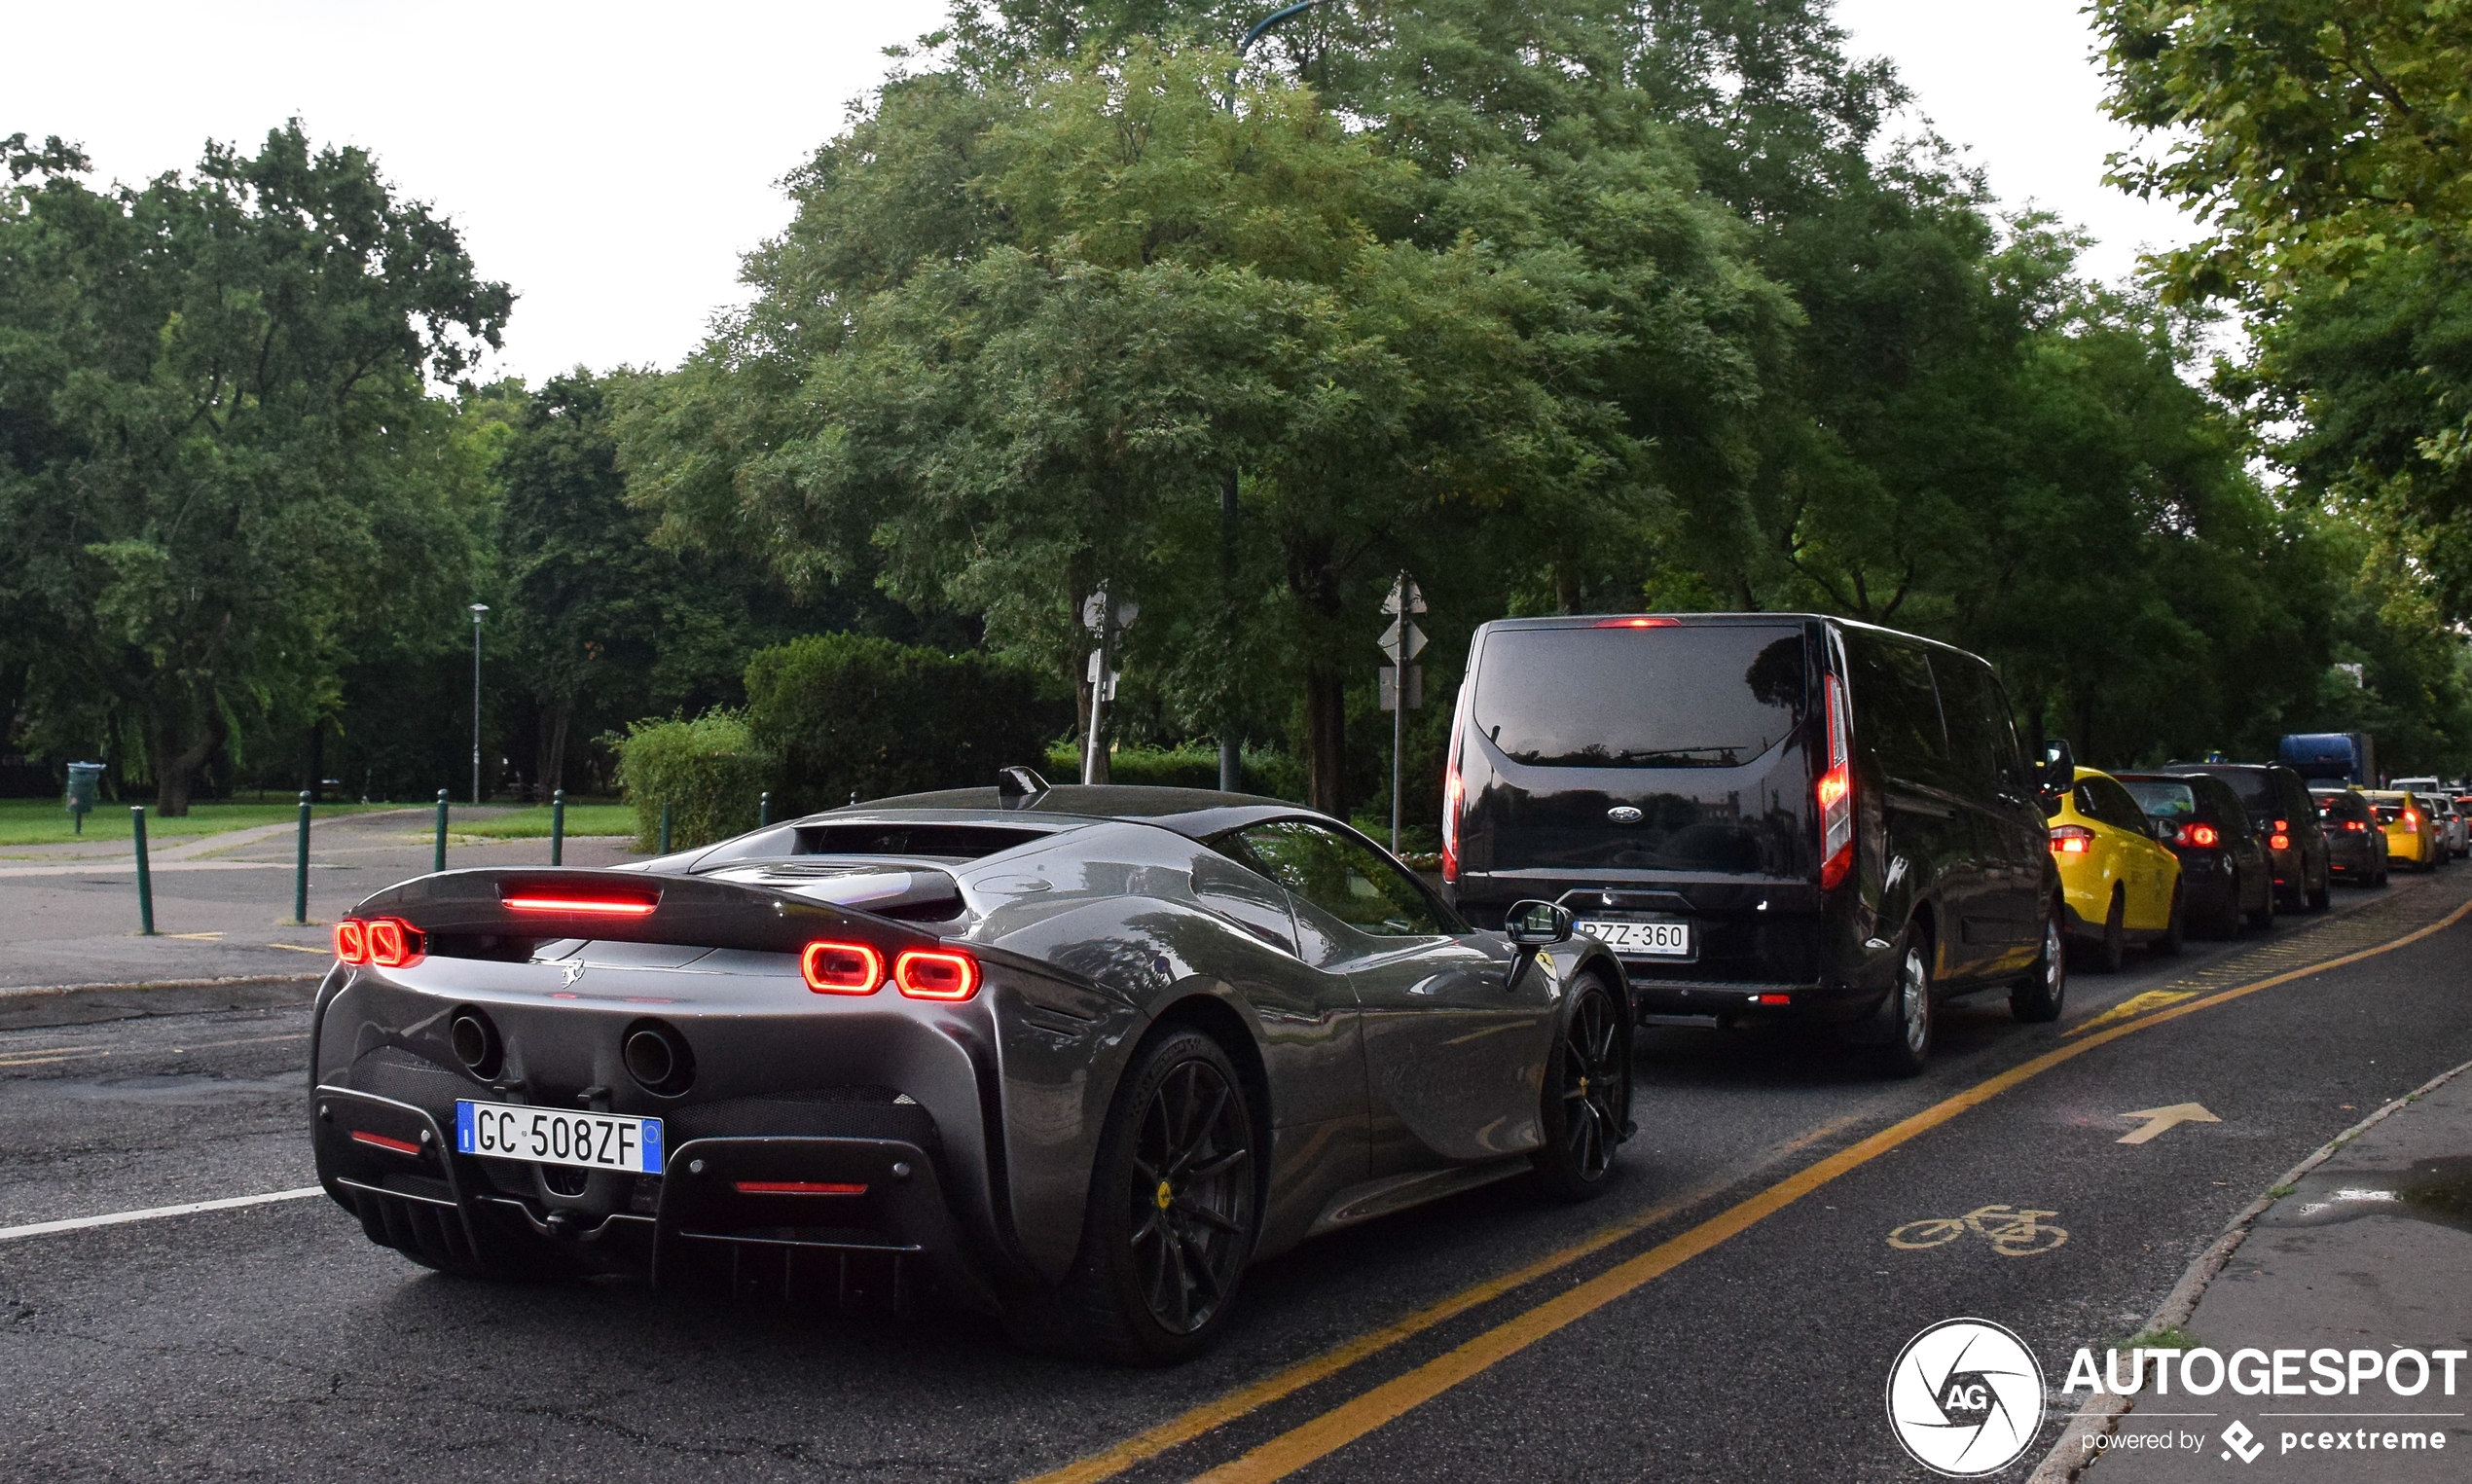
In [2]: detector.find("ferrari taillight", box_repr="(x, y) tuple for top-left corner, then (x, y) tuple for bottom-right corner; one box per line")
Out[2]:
(801, 940), (885, 995)
(336, 916), (423, 968)
(892, 949), (980, 1001)
(1817, 673), (1854, 889)
(1440, 763), (1464, 885)
(2050, 825), (2094, 854)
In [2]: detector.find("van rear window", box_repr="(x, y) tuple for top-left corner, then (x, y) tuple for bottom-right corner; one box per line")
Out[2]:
(1471, 625), (1806, 768)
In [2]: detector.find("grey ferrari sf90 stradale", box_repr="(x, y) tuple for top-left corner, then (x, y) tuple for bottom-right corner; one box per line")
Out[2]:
(310, 779), (1632, 1362)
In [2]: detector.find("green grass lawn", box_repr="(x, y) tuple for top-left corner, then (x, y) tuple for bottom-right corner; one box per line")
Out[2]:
(452, 803), (638, 840)
(0, 798), (397, 848)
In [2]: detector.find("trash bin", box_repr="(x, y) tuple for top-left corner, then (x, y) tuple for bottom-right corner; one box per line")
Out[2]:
(64, 761), (105, 834)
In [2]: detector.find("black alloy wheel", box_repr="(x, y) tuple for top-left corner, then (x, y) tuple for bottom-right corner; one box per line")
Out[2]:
(2010, 906), (2067, 1023)
(1879, 938), (1935, 1077)
(1533, 975), (1628, 1201)
(1013, 1029), (1260, 1365)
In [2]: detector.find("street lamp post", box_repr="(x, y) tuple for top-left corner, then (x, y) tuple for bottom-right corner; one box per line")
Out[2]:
(1218, 1), (1326, 794)
(468, 603), (489, 805)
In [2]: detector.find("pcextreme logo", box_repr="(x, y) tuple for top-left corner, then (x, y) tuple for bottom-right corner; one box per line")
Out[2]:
(1886, 1318), (2048, 1476)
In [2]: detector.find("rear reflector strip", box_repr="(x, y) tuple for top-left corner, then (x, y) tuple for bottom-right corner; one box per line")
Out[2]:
(349, 1130), (423, 1157)
(1752, 993), (1792, 1006)
(733, 1181), (868, 1196)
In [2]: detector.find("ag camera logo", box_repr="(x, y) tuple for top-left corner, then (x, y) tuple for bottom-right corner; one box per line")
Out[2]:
(1887, 1318), (2048, 1476)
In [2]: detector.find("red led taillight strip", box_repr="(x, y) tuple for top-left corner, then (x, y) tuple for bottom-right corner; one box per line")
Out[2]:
(733, 1181), (868, 1196)
(350, 1130), (422, 1157)
(500, 893), (659, 916)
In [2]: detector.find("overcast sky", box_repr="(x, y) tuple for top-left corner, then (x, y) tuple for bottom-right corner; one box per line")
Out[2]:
(9, 1), (2199, 386)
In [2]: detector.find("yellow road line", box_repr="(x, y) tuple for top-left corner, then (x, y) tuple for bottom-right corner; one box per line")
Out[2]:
(1182, 895), (2472, 1484)
(1025, 1112), (1870, 1484)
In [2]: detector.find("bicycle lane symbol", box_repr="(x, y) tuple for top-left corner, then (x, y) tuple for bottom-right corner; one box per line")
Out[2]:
(1886, 1205), (2069, 1256)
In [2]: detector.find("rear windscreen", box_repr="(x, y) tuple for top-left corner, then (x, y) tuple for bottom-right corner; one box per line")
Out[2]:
(794, 823), (1046, 858)
(2122, 780), (2198, 818)
(2191, 768), (2272, 808)
(1471, 625), (1806, 768)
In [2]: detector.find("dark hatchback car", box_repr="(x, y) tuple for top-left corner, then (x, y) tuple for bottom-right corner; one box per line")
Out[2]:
(2117, 772), (2274, 935)
(2161, 762), (2331, 912)
(2312, 786), (2391, 886)
(1441, 614), (2062, 1075)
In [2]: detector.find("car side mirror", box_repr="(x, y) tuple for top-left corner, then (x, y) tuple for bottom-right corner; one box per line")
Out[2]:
(1503, 900), (1571, 993)
(1506, 899), (1574, 946)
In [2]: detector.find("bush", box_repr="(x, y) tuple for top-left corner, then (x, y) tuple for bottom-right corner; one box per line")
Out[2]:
(747, 634), (1065, 813)
(1041, 742), (1306, 799)
(613, 711), (772, 851)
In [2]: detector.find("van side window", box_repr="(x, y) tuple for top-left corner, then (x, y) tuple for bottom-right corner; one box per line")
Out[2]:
(1933, 657), (2025, 794)
(1846, 636), (1947, 783)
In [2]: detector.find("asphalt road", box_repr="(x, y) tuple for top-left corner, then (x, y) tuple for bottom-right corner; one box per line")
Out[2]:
(3, 869), (2467, 1482)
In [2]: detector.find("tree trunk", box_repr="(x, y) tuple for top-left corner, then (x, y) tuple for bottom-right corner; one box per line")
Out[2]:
(536, 696), (573, 795)
(1303, 662), (1347, 815)
(151, 705), (224, 817)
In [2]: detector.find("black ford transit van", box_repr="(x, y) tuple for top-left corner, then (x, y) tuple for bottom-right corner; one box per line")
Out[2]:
(1440, 614), (2062, 1072)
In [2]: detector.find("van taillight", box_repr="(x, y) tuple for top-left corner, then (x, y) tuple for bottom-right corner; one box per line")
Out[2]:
(1441, 764), (1464, 884)
(1817, 673), (1853, 889)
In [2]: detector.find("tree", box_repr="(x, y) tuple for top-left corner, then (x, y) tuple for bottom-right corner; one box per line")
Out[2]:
(0, 125), (509, 812)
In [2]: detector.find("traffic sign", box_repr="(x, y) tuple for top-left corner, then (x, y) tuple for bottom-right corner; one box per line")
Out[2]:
(1379, 617), (1427, 664)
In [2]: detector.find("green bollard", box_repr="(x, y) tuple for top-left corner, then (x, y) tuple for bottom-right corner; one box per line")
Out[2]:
(659, 801), (673, 855)
(132, 807), (155, 935)
(759, 790), (771, 828)
(551, 788), (565, 867)
(434, 789), (449, 874)
(294, 790), (311, 924)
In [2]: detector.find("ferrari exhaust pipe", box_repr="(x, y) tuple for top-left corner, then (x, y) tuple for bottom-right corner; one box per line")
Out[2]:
(623, 1020), (695, 1096)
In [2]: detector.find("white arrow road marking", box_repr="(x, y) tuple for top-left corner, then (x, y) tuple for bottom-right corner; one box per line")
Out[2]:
(2117, 1103), (2223, 1144)
(0, 1187), (325, 1243)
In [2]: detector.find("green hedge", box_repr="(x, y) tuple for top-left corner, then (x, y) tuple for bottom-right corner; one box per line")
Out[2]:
(1042, 743), (1305, 799)
(614, 711), (772, 851)
(747, 634), (1063, 813)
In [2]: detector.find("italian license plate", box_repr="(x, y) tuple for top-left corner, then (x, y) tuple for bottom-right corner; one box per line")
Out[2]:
(1577, 919), (1691, 958)
(455, 1101), (665, 1175)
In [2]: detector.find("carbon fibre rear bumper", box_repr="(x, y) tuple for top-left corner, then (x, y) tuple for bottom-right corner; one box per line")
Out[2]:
(312, 1085), (1001, 1312)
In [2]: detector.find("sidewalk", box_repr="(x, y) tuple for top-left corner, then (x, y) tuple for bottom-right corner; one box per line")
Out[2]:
(0, 810), (646, 994)
(2070, 1063), (2472, 1481)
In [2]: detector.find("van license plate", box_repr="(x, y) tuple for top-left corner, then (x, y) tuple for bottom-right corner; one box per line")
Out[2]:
(455, 1101), (665, 1175)
(1577, 920), (1690, 958)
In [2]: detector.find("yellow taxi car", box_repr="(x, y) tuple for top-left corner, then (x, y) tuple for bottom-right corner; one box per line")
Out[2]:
(2362, 789), (2443, 872)
(2046, 766), (2184, 970)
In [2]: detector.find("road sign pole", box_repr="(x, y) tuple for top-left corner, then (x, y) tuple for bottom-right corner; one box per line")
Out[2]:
(294, 790), (311, 924)
(758, 790), (771, 828)
(131, 807), (155, 935)
(1380, 573), (1426, 853)
(434, 790), (449, 874)
(551, 788), (565, 867)
(660, 801), (673, 855)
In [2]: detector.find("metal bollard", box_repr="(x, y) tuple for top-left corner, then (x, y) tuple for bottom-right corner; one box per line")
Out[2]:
(434, 789), (449, 874)
(551, 788), (565, 867)
(759, 790), (771, 828)
(659, 801), (673, 855)
(294, 790), (311, 924)
(132, 807), (155, 935)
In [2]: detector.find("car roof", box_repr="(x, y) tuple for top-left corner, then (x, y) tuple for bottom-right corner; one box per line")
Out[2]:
(799, 784), (1329, 843)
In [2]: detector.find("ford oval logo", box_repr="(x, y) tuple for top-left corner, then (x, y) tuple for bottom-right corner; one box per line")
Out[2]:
(1607, 806), (1643, 824)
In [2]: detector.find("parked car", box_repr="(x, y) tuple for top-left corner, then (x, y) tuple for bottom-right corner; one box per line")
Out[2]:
(2046, 767), (2186, 969)
(2362, 788), (2443, 872)
(2312, 786), (2391, 886)
(2161, 761), (2333, 911)
(2119, 772), (2274, 937)
(311, 783), (1631, 1362)
(1441, 613), (2063, 1076)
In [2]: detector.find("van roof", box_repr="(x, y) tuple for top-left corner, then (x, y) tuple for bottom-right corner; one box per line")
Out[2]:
(1473, 613), (1992, 666)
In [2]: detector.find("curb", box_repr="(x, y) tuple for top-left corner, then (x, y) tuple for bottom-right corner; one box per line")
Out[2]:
(2025, 1054), (2472, 1483)
(0, 972), (323, 1002)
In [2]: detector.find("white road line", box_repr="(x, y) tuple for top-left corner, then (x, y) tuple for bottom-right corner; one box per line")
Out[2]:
(0, 1186), (325, 1243)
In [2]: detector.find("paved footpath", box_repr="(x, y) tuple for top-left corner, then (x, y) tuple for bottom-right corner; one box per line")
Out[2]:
(2070, 1059), (2472, 1482)
(0, 810), (645, 995)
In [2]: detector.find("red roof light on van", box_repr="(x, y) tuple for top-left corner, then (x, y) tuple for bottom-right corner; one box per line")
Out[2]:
(1593, 616), (1678, 628)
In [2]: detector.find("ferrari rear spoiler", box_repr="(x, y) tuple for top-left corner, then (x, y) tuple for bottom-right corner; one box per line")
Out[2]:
(345, 868), (942, 960)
